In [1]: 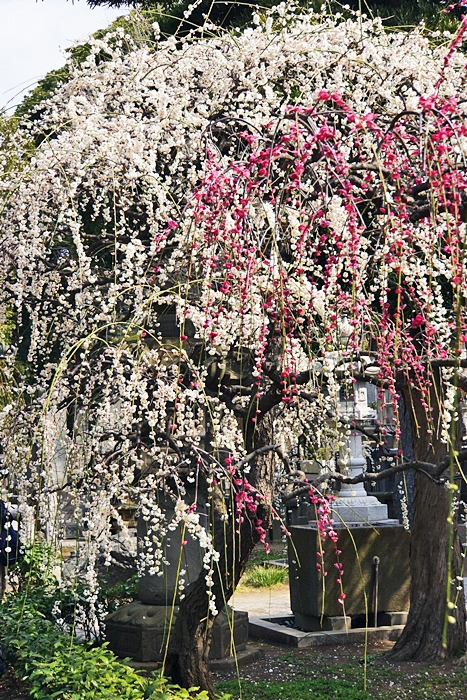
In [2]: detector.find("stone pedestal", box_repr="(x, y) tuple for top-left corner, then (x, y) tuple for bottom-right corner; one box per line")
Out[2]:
(288, 524), (410, 631)
(105, 602), (249, 662)
(108, 487), (248, 664)
(293, 613), (351, 632)
(105, 601), (173, 661)
(331, 494), (396, 526)
(332, 433), (399, 526)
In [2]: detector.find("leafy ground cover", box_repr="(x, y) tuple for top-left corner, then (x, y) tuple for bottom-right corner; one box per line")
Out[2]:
(217, 677), (368, 699)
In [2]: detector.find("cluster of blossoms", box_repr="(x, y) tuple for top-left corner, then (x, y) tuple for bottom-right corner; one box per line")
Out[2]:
(0, 4), (467, 615)
(309, 486), (345, 605)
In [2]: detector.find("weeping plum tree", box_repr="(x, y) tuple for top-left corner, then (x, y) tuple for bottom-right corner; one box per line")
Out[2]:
(2, 5), (467, 693)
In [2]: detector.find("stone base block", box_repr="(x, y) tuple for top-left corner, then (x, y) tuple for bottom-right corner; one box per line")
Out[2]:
(210, 607), (248, 659)
(288, 524), (410, 618)
(248, 614), (405, 648)
(209, 645), (264, 671)
(105, 602), (172, 662)
(294, 613), (350, 632)
(331, 497), (389, 525)
(379, 611), (408, 626)
(105, 602), (249, 662)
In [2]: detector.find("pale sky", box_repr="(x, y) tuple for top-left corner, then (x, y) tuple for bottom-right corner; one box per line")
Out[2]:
(0, 0), (129, 112)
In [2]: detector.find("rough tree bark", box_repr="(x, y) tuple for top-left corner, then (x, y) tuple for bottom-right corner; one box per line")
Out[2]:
(166, 403), (280, 696)
(389, 380), (466, 661)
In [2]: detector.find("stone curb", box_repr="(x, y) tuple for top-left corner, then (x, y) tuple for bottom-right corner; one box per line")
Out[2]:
(248, 615), (404, 648)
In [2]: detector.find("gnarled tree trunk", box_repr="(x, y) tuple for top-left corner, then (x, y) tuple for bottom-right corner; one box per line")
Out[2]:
(389, 382), (466, 661)
(166, 407), (279, 696)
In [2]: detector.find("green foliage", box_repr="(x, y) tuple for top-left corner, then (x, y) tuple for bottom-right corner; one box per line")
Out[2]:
(85, 0), (461, 34)
(10, 541), (138, 642)
(1, 542), (229, 699)
(0, 306), (15, 346)
(216, 678), (369, 700)
(145, 678), (219, 699)
(242, 565), (288, 588)
(0, 590), (144, 698)
(0, 592), (228, 699)
(14, 65), (71, 121)
(14, 539), (60, 589)
(55, 574), (140, 642)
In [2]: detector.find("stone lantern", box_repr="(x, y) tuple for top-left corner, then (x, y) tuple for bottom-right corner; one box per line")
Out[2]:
(331, 381), (398, 526)
(287, 344), (410, 632)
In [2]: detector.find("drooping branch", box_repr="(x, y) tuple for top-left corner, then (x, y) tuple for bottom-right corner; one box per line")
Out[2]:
(283, 448), (467, 502)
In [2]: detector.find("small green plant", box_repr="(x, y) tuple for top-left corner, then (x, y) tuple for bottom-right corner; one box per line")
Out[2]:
(242, 565), (287, 588)
(145, 678), (219, 699)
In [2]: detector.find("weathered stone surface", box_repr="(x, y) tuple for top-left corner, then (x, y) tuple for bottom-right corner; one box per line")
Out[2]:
(137, 493), (207, 606)
(209, 645), (264, 671)
(209, 607), (249, 659)
(105, 602), (174, 662)
(105, 602), (249, 662)
(378, 611), (408, 626)
(288, 524), (410, 626)
(330, 496), (393, 525)
(98, 548), (138, 587)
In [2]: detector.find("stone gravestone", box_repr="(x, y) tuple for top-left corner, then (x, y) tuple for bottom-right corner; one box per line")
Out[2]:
(105, 492), (250, 664)
(137, 494), (206, 607)
(287, 404), (411, 632)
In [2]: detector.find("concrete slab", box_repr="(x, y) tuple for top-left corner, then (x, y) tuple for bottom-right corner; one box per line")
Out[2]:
(230, 585), (291, 618)
(248, 615), (404, 648)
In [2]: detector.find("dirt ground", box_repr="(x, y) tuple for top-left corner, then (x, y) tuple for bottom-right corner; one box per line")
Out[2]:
(212, 639), (467, 699)
(0, 667), (30, 700)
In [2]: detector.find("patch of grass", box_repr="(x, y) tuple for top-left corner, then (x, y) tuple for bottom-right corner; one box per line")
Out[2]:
(242, 565), (288, 588)
(244, 544), (287, 571)
(216, 678), (369, 700)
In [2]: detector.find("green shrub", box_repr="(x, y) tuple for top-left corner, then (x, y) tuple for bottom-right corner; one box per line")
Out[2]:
(216, 678), (369, 700)
(1, 541), (229, 699)
(1, 595), (146, 699)
(0, 592), (228, 699)
(242, 565), (287, 588)
(9, 541), (139, 643)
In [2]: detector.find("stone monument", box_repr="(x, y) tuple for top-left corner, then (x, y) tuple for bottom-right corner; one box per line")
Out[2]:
(105, 491), (250, 665)
(331, 381), (398, 526)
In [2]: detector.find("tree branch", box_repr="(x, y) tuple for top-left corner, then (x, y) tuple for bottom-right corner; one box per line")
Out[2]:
(238, 444), (290, 471)
(282, 448), (467, 502)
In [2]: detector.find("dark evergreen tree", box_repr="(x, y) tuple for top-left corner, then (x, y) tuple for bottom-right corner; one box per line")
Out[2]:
(84, 0), (464, 32)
